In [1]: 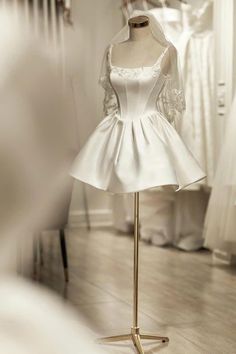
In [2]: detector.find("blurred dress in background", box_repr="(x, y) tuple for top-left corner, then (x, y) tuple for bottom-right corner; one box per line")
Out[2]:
(204, 93), (236, 256)
(178, 1), (215, 186)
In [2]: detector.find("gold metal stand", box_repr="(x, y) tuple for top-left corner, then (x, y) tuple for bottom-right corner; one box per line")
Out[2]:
(99, 192), (169, 353)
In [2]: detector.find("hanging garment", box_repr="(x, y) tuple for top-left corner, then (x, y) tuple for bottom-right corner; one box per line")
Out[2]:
(149, 7), (182, 44)
(112, 194), (134, 233)
(178, 1), (215, 187)
(173, 189), (209, 251)
(140, 189), (175, 246)
(70, 43), (205, 193)
(140, 188), (209, 250)
(204, 94), (236, 255)
(170, 2), (215, 250)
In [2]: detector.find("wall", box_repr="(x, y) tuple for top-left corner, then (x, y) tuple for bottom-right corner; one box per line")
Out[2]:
(65, 0), (123, 227)
(213, 0), (235, 148)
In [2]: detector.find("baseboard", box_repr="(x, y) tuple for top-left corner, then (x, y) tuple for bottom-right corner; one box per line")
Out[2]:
(213, 250), (236, 265)
(68, 208), (113, 228)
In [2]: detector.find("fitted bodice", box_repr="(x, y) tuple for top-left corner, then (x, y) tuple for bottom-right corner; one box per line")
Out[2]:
(108, 46), (168, 121)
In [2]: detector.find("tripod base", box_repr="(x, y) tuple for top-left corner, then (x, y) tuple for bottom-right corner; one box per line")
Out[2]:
(98, 327), (169, 354)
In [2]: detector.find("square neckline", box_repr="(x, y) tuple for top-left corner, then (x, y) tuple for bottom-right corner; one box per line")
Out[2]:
(109, 43), (170, 70)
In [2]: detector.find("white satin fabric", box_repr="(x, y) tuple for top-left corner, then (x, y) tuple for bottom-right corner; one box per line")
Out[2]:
(71, 46), (205, 194)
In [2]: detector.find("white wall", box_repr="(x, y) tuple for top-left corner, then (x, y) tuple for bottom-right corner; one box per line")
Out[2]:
(64, 0), (123, 226)
(213, 0), (236, 149)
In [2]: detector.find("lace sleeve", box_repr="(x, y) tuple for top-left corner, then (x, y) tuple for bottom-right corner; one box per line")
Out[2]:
(157, 45), (186, 127)
(158, 75), (186, 124)
(99, 49), (118, 117)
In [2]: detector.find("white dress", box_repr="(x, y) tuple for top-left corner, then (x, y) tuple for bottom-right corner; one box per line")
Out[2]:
(70, 45), (205, 194)
(148, 7), (182, 44)
(178, 1), (215, 186)
(204, 94), (236, 255)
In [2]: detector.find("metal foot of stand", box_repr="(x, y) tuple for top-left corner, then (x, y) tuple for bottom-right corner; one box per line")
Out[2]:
(98, 193), (169, 353)
(99, 329), (169, 354)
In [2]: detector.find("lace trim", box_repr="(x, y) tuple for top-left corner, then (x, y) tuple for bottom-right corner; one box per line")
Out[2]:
(161, 74), (186, 114)
(172, 89), (186, 112)
(110, 62), (162, 79)
(100, 72), (118, 116)
(162, 91), (185, 112)
(108, 44), (169, 79)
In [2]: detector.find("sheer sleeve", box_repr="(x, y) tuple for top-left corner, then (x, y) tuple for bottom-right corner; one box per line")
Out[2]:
(99, 46), (118, 117)
(157, 45), (186, 128)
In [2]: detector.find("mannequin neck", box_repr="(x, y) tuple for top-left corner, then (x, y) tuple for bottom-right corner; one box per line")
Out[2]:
(129, 25), (152, 41)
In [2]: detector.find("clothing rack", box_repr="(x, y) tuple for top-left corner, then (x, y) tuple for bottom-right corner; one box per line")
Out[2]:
(0, 0), (72, 26)
(122, 0), (187, 9)
(122, 0), (170, 8)
(147, 0), (188, 6)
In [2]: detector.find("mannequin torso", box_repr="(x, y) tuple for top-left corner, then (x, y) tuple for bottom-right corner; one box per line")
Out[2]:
(111, 16), (170, 72)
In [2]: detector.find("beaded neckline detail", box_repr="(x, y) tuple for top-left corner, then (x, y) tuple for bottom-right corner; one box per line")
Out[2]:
(108, 44), (169, 79)
(110, 63), (162, 79)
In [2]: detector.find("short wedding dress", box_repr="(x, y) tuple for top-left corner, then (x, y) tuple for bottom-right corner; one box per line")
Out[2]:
(71, 43), (205, 193)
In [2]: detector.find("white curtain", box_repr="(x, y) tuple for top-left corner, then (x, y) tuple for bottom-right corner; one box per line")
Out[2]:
(0, 0), (75, 275)
(0, 0), (66, 77)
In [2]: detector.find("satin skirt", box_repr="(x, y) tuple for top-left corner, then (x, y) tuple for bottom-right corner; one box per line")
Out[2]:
(70, 111), (205, 194)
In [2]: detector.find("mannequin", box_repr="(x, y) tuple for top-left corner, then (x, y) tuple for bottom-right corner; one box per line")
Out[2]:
(71, 12), (205, 352)
(111, 15), (168, 70)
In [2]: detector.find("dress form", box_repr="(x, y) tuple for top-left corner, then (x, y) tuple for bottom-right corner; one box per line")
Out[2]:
(71, 13), (205, 348)
(98, 14), (172, 353)
(111, 15), (168, 71)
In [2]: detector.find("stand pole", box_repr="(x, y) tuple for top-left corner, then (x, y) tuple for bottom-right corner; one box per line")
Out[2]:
(98, 192), (169, 353)
(133, 192), (139, 330)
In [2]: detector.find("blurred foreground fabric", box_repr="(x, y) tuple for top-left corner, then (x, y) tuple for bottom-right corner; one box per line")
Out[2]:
(0, 5), (105, 354)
